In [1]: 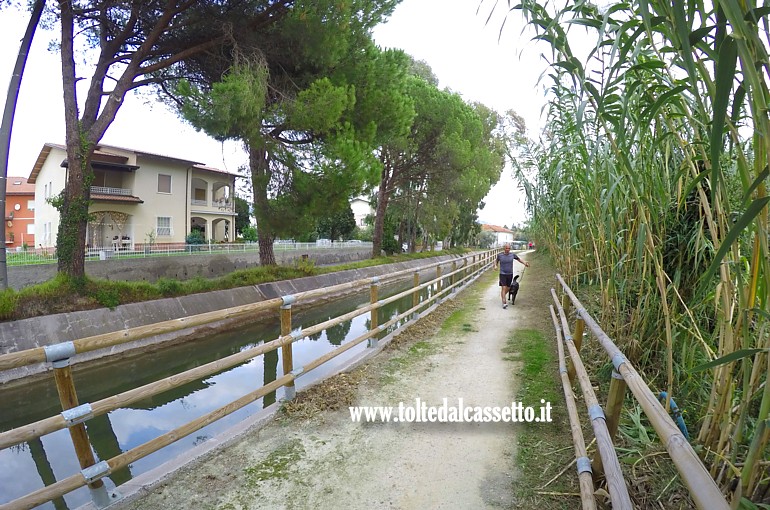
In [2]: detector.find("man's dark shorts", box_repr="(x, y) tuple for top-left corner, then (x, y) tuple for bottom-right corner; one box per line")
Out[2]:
(499, 274), (513, 287)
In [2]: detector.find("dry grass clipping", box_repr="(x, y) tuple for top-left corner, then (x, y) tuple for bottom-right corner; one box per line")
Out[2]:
(281, 294), (463, 421)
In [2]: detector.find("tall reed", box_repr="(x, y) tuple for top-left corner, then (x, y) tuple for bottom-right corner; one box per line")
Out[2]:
(506, 0), (770, 500)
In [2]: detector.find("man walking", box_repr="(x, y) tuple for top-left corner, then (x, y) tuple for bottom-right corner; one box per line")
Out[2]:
(495, 243), (529, 309)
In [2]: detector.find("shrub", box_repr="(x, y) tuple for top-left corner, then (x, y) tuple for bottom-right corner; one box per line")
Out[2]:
(242, 226), (258, 242)
(186, 231), (205, 244)
(156, 278), (183, 296)
(382, 236), (399, 255)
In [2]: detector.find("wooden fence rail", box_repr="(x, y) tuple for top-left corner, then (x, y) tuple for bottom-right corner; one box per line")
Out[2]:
(550, 289), (632, 509)
(554, 274), (730, 510)
(0, 249), (498, 510)
(0, 255), (480, 373)
(549, 305), (597, 510)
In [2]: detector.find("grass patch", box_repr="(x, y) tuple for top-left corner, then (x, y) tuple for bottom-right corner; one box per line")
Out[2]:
(243, 438), (305, 485)
(438, 275), (485, 335)
(381, 340), (439, 385)
(506, 328), (574, 509)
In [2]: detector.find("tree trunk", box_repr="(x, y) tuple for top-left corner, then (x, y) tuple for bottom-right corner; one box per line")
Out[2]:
(56, 148), (92, 277)
(249, 141), (276, 265)
(372, 169), (390, 258)
(257, 228), (275, 265)
(57, 2), (90, 279)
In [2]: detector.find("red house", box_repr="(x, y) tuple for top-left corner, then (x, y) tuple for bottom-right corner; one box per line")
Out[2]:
(5, 176), (35, 249)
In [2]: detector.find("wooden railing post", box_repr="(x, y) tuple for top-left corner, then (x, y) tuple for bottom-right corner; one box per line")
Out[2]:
(568, 317), (585, 384)
(451, 260), (457, 290)
(605, 371), (627, 438)
(369, 277), (379, 348)
(46, 343), (112, 508)
(413, 270), (420, 314)
(436, 265), (442, 294)
(280, 296), (296, 400)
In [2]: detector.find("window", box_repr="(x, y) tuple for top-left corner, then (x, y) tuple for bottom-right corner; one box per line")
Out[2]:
(27, 223), (34, 235)
(156, 217), (172, 236)
(158, 174), (172, 194)
(27, 200), (34, 211)
(194, 188), (206, 201)
(44, 184), (48, 199)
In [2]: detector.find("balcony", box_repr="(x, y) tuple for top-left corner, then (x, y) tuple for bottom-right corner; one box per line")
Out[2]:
(189, 197), (233, 213)
(91, 186), (133, 196)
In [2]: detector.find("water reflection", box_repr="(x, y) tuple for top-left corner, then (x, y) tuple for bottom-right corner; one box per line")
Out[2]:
(0, 276), (449, 509)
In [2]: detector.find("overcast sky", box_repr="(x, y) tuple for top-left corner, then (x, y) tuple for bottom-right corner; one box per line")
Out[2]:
(0, 1), (549, 228)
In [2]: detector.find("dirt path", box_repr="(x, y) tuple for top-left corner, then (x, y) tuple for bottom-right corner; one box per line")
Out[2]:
(115, 263), (533, 510)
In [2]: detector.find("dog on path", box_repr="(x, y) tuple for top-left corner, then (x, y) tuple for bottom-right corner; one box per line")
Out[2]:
(507, 275), (520, 305)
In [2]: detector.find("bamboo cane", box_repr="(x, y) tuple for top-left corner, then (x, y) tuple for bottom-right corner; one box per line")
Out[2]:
(550, 305), (597, 510)
(556, 274), (730, 510)
(551, 289), (632, 509)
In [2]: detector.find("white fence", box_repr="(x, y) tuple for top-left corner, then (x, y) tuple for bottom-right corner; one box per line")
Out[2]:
(5, 241), (373, 266)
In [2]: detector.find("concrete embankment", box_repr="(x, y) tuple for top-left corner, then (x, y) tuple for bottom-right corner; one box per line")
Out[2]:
(7, 246), (372, 290)
(0, 253), (470, 384)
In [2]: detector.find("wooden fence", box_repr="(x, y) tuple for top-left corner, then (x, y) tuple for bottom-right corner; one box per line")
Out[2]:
(551, 274), (730, 510)
(0, 250), (498, 510)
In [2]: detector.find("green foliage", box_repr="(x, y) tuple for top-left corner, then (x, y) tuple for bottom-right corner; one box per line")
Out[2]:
(241, 226), (258, 243)
(293, 256), (316, 275)
(156, 278), (183, 297)
(316, 207), (356, 241)
(0, 288), (18, 321)
(353, 226), (372, 241)
(373, 71), (505, 254)
(185, 231), (205, 244)
(177, 61), (269, 142)
(234, 196), (251, 235)
(171, 4), (401, 265)
(381, 234), (399, 256)
(502, 0), (770, 498)
(93, 286), (121, 310)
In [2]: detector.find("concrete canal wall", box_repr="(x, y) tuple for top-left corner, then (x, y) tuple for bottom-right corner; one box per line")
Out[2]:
(0, 253), (478, 384)
(7, 247), (372, 290)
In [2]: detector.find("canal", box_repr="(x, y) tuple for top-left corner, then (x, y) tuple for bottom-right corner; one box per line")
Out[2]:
(0, 276), (449, 509)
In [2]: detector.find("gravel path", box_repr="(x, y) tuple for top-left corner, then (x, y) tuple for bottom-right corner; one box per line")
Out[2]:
(113, 267), (528, 510)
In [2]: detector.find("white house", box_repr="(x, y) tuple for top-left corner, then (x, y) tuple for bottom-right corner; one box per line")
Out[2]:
(350, 196), (374, 227)
(29, 143), (239, 249)
(481, 223), (515, 247)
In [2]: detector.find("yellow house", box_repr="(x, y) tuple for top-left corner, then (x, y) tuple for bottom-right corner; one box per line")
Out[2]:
(28, 143), (238, 249)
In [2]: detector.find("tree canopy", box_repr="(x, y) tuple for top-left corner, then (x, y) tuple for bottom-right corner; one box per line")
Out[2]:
(172, 7), (407, 264)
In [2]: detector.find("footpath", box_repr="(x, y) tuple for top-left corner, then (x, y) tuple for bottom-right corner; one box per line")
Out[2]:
(110, 251), (557, 510)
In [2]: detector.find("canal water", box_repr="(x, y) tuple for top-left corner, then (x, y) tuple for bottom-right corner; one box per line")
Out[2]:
(0, 275), (453, 509)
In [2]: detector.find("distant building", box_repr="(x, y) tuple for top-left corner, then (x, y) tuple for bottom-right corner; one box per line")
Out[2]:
(481, 224), (514, 247)
(350, 196), (373, 227)
(5, 176), (35, 249)
(29, 142), (239, 249)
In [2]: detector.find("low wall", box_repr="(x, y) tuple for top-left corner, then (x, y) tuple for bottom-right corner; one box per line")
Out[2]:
(0, 253), (481, 384)
(7, 247), (372, 290)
